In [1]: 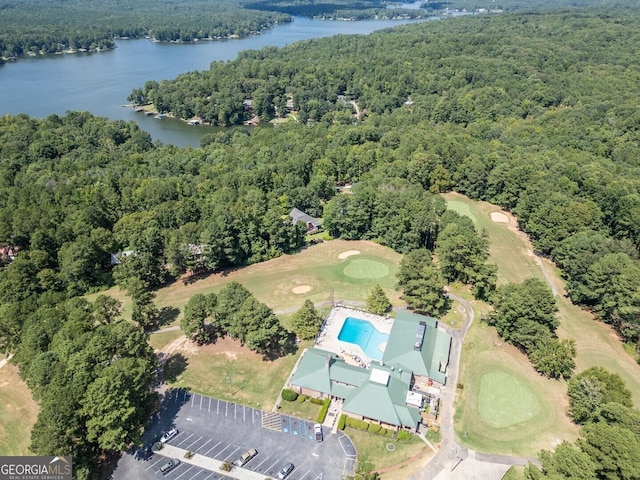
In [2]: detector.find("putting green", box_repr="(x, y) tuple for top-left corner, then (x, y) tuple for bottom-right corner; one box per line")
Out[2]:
(478, 371), (541, 428)
(446, 200), (478, 225)
(343, 259), (390, 279)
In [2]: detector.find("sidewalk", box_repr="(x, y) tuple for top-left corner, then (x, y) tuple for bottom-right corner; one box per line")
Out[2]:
(154, 444), (268, 480)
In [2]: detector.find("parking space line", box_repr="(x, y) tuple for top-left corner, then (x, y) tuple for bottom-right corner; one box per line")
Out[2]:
(235, 403), (238, 419)
(243, 405), (246, 422)
(194, 438), (212, 453)
(202, 441), (222, 456)
(216, 399), (219, 415)
(144, 457), (165, 471)
(199, 395), (203, 410)
(203, 474), (215, 480)
(187, 469), (204, 480)
(176, 433), (194, 447)
(222, 446), (240, 462)
(214, 444), (233, 459)
(266, 459), (280, 474)
(298, 469), (311, 479)
(174, 465), (194, 479)
(208, 397), (211, 412)
(191, 393), (196, 408)
(254, 455), (270, 470)
(226, 401), (229, 417)
(184, 435), (203, 451)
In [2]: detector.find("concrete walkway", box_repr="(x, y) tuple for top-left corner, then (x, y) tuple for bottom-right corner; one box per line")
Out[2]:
(154, 443), (268, 479)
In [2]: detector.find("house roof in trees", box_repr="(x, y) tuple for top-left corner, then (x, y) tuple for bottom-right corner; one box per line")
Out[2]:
(109, 250), (135, 265)
(289, 208), (322, 229)
(381, 310), (451, 385)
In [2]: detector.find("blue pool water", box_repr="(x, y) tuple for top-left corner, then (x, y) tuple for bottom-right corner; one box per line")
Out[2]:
(338, 317), (389, 361)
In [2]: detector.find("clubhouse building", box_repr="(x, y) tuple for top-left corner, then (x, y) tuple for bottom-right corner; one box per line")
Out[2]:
(288, 309), (452, 432)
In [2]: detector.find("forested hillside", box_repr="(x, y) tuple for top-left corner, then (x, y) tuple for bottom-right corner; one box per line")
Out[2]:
(130, 8), (640, 348)
(2, 5), (640, 478)
(0, 0), (291, 59)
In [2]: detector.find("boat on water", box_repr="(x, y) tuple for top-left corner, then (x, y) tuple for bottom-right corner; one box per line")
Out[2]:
(154, 113), (167, 119)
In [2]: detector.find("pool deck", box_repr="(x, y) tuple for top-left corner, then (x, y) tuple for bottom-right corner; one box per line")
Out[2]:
(315, 305), (393, 368)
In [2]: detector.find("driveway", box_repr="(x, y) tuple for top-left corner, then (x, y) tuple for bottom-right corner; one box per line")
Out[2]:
(112, 389), (355, 480)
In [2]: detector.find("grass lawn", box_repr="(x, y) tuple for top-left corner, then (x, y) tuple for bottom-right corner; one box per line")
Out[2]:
(346, 427), (432, 472)
(503, 466), (526, 480)
(277, 398), (322, 422)
(165, 337), (312, 410)
(443, 193), (580, 455)
(454, 321), (579, 456)
(0, 365), (38, 456)
(443, 192), (640, 405)
(89, 239), (402, 326)
(149, 329), (183, 352)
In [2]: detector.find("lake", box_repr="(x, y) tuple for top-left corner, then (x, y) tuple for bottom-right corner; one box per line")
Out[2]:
(0, 16), (436, 147)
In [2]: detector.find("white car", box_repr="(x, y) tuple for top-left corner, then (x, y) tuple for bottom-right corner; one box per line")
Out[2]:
(160, 428), (179, 443)
(314, 423), (323, 442)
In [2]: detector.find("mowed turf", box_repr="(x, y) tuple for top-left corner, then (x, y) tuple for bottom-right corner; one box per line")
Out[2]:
(454, 321), (579, 456)
(165, 337), (307, 410)
(446, 192), (640, 456)
(479, 371), (541, 428)
(0, 365), (38, 456)
(444, 192), (640, 404)
(90, 239), (402, 324)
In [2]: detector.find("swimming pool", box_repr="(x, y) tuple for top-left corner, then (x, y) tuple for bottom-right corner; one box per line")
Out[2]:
(338, 317), (389, 361)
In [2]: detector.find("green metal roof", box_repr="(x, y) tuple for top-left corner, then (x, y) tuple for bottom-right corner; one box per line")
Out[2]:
(343, 366), (420, 428)
(290, 348), (335, 395)
(382, 310), (451, 384)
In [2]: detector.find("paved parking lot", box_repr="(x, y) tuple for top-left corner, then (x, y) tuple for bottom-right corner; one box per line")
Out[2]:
(112, 389), (356, 480)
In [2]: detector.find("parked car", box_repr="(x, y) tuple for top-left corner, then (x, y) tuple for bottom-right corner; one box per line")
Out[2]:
(314, 423), (323, 442)
(160, 458), (180, 475)
(234, 448), (258, 467)
(277, 462), (294, 479)
(160, 428), (179, 443)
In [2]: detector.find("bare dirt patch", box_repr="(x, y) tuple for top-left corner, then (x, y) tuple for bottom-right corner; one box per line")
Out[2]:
(291, 285), (312, 294)
(338, 250), (361, 260)
(490, 211), (510, 223)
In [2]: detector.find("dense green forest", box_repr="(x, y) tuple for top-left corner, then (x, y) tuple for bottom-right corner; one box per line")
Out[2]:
(129, 8), (640, 351)
(2, 4), (640, 478)
(0, 0), (291, 59)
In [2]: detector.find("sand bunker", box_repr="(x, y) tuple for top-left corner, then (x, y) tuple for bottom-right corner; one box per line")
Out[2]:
(491, 212), (509, 223)
(292, 285), (312, 294)
(338, 250), (361, 260)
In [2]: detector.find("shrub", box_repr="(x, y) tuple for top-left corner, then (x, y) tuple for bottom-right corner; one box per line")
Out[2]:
(154, 442), (163, 451)
(367, 423), (382, 434)
(397, 430), (412, 441)
(281, 389), (298, 402)
(310, 397), (324, 405)
(317, 398), (331, 423)
(296, 394), (309, 403)
(338, 414), (346, 430)
(220, 461), (233, 472)
(184, 451), (193, 459)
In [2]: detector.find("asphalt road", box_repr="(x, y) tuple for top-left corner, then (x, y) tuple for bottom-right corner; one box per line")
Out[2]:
(112, 389), (356, 480)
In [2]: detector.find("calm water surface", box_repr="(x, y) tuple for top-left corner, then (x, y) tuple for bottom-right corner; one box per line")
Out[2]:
(0, 16), (434, 146)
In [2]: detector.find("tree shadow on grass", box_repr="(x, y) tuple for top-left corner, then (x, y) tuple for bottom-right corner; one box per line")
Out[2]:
(163, 352), (188, 383)
(157, 306), (180, 327)
(262, 333), (298, 361)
